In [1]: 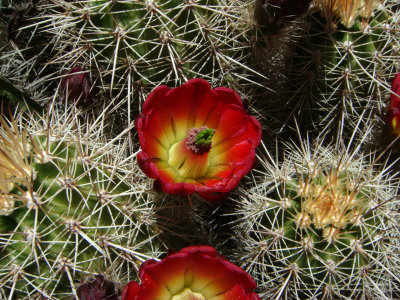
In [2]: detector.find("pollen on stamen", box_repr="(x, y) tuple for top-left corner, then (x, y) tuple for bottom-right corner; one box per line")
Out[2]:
(185, 126), (215, 155)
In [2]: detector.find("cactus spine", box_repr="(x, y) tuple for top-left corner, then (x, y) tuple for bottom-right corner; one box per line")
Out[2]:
(295, 0), (399, 139)
(0, 108), (161, 299)
(252, 0), (400, 140)
(231, 135), (400, 299)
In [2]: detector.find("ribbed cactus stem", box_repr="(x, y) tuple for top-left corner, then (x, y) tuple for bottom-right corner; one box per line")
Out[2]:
(0, 110), (161, 299)
(231, 135), (400, 298)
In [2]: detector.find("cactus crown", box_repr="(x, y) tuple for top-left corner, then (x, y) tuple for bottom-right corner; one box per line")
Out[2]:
(314, 0), (382, 27)
(293, 165), (367, 230)
(232, 134), (400, 298)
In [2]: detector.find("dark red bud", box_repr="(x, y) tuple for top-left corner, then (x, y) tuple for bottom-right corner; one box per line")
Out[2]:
(76, 275), (119, 300)
(60, 67), (93, 106)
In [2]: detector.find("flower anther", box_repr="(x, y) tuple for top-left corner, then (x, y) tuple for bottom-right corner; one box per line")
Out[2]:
(135, 79), (261, 203)
(121, 245), (261, 300)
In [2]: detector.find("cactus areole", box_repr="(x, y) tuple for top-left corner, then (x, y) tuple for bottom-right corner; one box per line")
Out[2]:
(135, 79), (261, 203)
(121, 245), (261, 300)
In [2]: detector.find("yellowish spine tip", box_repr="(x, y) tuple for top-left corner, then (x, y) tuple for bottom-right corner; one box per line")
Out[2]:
(297, 169), (367, 231)
(314, 0), (382, 28)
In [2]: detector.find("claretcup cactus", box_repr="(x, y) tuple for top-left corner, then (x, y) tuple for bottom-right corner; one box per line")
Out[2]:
(0, 107), (162, 299)
(1, 0), (268, 138)
(251, 0), (400, 141)
(3, 1), (265, 107)
(230, 133), (400, 299)
(289, 0), (400, 140)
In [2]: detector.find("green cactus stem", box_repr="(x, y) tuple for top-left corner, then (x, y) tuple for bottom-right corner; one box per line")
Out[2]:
(0, 109), (161, 299)
(231, 134), (400, 299)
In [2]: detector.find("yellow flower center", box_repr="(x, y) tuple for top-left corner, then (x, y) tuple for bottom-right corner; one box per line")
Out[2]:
(167, 127), (215, 179)
(171, 288), (205, 300)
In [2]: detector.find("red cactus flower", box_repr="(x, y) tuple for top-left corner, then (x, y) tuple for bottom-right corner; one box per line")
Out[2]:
(121, 245), (261, 300)
(60, 67), (93, 106)
(135, 79), (261, 203)
(385, 73), (400, 135)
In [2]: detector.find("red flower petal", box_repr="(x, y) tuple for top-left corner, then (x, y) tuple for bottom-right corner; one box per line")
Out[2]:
(213, 87), (244, 108)
(201, 87), (244, 129)
(142, 85), (170, 115)
(136, 151), (159, 179)
(386, 73), (400, 135)
(121, 281), (140, 300)
(390, 73), (400, 108)
(141, 253), (190, 295)
(221, 284), (249, 300)
(135, 113), (168, 160)
(210, 140), (253, 169)
(121, 246), (260, 300)
(212, 105), (250, 145)
(136, 79), (261, 202)
(122, 269), (171, 300)
(179, 245), (218, 256)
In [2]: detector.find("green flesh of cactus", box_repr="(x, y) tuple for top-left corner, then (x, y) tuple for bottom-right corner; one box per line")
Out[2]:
(234, 142), (400, 299)
(0, 116), (158, 299)
(291, 2), (399, 139)
(74, 0), (253, 93)
(262, 171), (379, 296)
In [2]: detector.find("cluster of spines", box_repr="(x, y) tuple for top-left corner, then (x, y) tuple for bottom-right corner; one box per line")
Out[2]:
(250, 0), (400, 142)
(229, 134), (400, 299)
(0, 108), (163, 299)
(304, 1), (399, 139)
(3, 1), (262, 96)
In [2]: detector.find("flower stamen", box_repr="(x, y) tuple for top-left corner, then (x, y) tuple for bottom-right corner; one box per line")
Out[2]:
(186, 126), (215, 155)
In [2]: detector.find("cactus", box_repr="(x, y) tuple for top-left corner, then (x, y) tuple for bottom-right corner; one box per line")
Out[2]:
(70, 0), (262, 93)
(0, 0), (268, 136)
(0, 107), (162, 299)
(292, 0), (400, 140)
(0, 1), (264, 105)
(252, 0), (400, 141)
(230, 134), (400, 299)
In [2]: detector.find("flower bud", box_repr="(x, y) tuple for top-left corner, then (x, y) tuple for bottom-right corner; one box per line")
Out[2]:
(60, 67), (93, 106)
(76, 275), (119, 300)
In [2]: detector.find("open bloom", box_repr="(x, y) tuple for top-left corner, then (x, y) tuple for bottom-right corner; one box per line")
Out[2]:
(385, 72), (400, 135)
(122, 245), (260, 300)
(135, 79), (261, 203)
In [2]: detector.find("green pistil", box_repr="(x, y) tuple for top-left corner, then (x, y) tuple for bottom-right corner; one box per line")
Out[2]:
(186, 126), (215, 154)
(195, 128), (215, 148)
